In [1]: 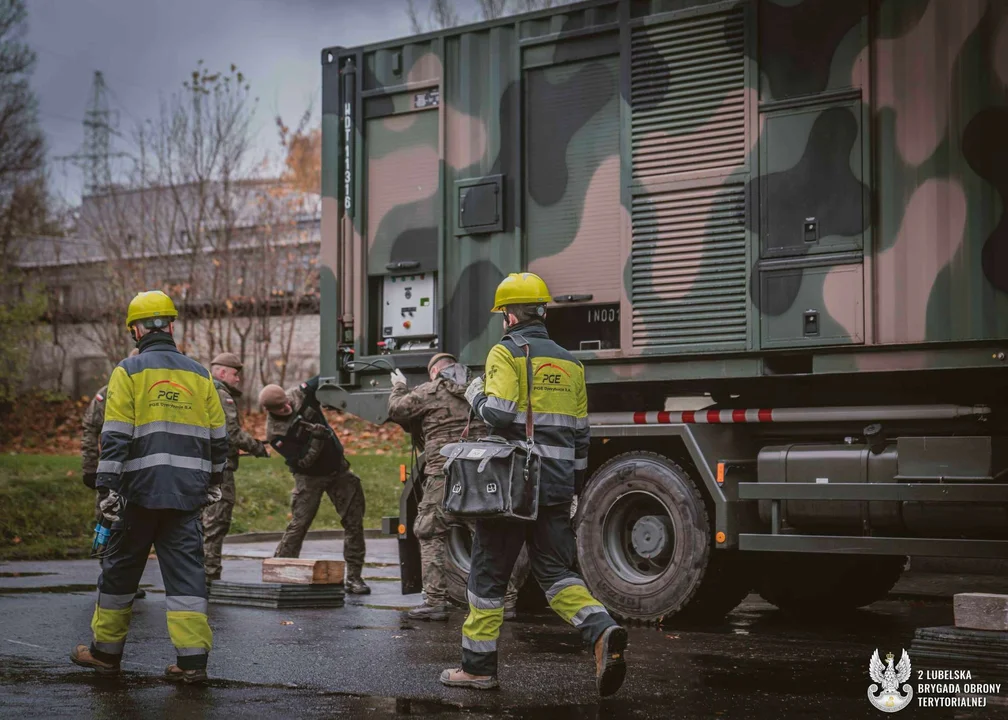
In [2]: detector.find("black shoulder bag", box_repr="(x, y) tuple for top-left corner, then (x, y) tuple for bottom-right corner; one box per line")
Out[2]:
(439, 334), (541, 521)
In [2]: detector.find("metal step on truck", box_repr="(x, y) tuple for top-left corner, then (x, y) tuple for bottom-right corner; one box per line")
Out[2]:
(314, 0), (1008, 622)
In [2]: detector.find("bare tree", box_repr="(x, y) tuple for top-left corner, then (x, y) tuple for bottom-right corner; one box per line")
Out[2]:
(149, 61), (259, 357)
(240, 107), (321, 395)
(0, 0), (52, 403)
(406, 0), (567, 30)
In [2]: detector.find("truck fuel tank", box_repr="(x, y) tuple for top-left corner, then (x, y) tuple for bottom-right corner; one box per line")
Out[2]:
(757, 442), (901, 533)
(756, 437), (1008, 538)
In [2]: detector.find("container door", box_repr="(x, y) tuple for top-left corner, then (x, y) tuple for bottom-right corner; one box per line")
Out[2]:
(524, 55), (622, 352)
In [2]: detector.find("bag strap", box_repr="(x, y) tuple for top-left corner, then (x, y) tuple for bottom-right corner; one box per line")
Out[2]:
(504, 333), (534, 445)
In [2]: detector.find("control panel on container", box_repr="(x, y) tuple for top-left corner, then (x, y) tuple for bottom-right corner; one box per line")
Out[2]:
(380, 272), (438, 353)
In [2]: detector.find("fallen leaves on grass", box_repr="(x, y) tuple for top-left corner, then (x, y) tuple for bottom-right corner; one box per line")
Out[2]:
(0, 391), (412, 456)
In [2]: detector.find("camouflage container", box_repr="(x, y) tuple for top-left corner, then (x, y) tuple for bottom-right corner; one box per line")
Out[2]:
(320, 0), (1008, 421)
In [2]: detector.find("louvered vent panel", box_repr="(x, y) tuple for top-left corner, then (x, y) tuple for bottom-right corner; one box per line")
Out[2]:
(631, 184), (747, 348)
(631, 8), (746, 181)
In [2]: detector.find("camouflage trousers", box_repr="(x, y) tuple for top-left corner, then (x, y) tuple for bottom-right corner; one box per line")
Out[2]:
(273, 467), (367, 579)
(414, 473), (530, 606)
(201, 470), (237, 581)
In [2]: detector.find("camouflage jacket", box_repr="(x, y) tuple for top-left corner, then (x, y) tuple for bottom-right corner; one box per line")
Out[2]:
(266, 377), (347, 477)
(215, 378), (268, 471)
(80, 384), (107, 484)
(386, 363), (485, 477)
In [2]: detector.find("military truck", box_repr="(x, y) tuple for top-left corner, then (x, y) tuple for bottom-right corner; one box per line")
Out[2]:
(316, 0), (1008, 622)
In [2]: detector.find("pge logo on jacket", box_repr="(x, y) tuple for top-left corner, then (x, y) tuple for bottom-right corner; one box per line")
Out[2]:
(535, 362), (572, 390)
(149, 380), (194, 409)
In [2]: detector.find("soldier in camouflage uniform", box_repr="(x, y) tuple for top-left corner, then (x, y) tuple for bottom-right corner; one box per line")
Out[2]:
(202, 353), (270, 587)
(81, 349), (145, 600)
(259, 377), (370, 594)
(387, 353), (530, 621)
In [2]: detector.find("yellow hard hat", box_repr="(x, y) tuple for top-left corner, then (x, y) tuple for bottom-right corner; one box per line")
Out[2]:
(491, 272), (551, 313)
(125, 290), (178, 330)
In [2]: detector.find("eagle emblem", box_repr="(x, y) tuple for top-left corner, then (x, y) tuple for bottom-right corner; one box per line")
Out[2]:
(868, 648), (913, 712)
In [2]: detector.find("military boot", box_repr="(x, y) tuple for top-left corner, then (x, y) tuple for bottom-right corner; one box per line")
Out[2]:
(164, 665), (208, 685)
(345, 568), (371, 595)
(503, 590), (518, 620)
(408, 601), (451, 621)
(593, 625), (628, 697)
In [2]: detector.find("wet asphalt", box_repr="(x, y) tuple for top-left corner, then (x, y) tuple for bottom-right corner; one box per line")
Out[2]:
(2, 539), (1008, 719)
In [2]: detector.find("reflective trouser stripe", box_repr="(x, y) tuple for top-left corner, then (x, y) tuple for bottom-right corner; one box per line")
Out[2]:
(462, 605), (503, 650)
(98, 592), (136, 610)
(545, 577), (585, 603)
(548, 583), (610, 627)
(166, 595), (208, 614)
(91, 603), (132, 656)
(572, 604), (608, 627)
(166, 611), (213, 654)
(177, 647), (209, 656)
(467, 590), (504, 610)
(462, 636), (498, 653)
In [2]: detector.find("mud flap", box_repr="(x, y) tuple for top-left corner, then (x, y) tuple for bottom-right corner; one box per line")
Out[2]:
(396, 455), (426, 595)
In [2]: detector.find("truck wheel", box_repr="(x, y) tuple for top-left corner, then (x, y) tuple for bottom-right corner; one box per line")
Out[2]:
(756, 553), (906, 614)
(443, 523), (473, 607)
(442, 523), (544, 610)
(575, 451), (749, 623)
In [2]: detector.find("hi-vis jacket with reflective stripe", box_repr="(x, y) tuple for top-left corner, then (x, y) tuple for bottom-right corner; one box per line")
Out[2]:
(471, 321), (589, 505)
(96, 333), (229, 510)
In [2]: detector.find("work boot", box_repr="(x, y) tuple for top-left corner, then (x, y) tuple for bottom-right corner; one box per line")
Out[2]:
(134, 588), (146, 599)
(70, 644), (120, 676)
(594, 626), (628, 697)
(407, 602), (451, 621)
(164, 665), (208, 685)
(439, 668), (499, 690)
(345, 572), (371, 595)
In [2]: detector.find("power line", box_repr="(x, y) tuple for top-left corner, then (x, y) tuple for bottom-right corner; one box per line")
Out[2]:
(54, 71), (130, 196)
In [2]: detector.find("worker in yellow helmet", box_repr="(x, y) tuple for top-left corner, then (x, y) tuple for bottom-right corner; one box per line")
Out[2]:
(440, 272), (628, 697)
(70, 290), (228, 685)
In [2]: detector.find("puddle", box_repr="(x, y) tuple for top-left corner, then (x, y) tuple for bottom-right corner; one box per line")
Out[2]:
(0, 572), (54, 578)
(0, 584), (96, 595)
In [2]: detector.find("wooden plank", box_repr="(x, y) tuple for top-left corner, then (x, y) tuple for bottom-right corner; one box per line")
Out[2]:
(261, 558), (345, 585)
(954, 593), (1008, 632)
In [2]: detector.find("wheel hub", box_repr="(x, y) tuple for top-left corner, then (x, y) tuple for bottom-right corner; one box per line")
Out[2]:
(631, 515), (670, 559)
(600, 490), (677, 585)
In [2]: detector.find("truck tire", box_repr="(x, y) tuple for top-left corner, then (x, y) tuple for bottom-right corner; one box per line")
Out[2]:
(443, 523), (473, 607)
(442, 523), (545, 611)
(756, 553), (906, 614)
(575, 451), (750, 623)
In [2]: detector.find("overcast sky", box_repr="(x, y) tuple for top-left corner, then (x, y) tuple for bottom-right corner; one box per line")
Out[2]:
(25, 0), (488, 206)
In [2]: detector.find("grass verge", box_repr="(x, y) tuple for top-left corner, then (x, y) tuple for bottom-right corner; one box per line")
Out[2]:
(0, 453), (409, 561)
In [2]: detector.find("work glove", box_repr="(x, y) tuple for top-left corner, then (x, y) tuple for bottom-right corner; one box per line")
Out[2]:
(464, 376), (485, 407)
(205, 485), (223, 506)
(255, 442), (271, 458)
(390, 369), (407, 387)
(97, 489), (124, 523)
(82, 472), (97, 490)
